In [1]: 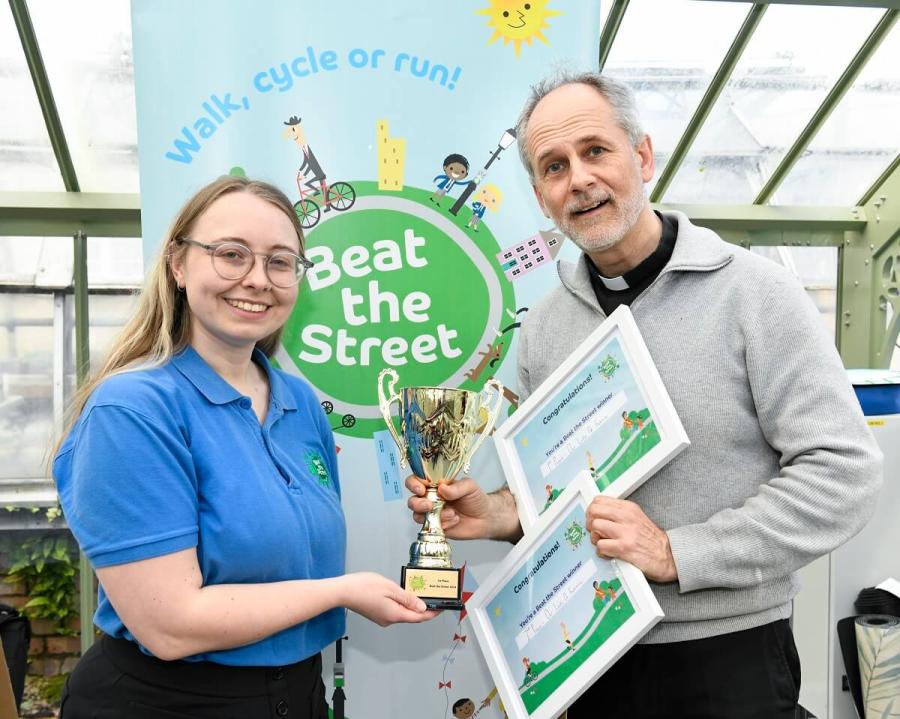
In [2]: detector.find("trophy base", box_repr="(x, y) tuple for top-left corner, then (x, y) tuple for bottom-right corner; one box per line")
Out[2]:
(401, 565), (464, 610)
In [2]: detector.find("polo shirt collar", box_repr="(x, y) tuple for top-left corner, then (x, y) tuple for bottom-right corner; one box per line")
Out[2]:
(171, 346), (297, 411)
(258, 350), (297, 411)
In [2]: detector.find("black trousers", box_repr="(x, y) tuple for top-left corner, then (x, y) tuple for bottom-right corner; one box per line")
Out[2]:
(60, 635), (329, 719)
(568, 619), (801, 719)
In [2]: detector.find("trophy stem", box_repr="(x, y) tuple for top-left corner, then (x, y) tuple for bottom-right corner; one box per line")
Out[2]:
(408, 486), (453, 569)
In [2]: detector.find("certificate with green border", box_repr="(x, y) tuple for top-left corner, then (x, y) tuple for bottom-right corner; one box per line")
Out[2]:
(494, 305), (689, 529)
(467, 473), (663, 719)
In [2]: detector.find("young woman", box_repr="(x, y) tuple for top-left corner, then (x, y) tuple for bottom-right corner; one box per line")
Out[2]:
(54, 176), (434, 718)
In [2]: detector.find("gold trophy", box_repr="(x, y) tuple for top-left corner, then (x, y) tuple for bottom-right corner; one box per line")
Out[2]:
(378, 369), (504, 609)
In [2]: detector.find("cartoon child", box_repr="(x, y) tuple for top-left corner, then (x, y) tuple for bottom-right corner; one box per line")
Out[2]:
(593, 580), (609, 604)
(622, 411), (635, 433)
(522, 656), (533, 680)
(561, 622), (575, 651)
(543, 483), (561, 511)
(452, 697), (476, 719)
(480, 687), (509, 718)
(430, 153), (470, 206)
(467, 183), (504, 231)
(283, 115), (331, 211)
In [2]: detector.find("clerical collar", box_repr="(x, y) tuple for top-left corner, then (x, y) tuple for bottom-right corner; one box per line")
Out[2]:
(597, 274), (630, 290)
(586, 211), (678, 315)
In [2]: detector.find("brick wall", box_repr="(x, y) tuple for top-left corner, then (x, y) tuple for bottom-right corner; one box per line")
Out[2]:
(0, 557), (82, 679)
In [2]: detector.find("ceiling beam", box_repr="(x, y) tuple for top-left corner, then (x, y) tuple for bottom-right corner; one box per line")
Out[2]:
(8, 0), (80, 192)
(859, 152), (900, 206)
(598, 0), (630, 71)
(0, 191), (141, 237)
(650, 3), (767, 202)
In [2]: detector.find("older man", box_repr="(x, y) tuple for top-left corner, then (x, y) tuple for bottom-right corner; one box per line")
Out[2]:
(407, 72), (883, 718)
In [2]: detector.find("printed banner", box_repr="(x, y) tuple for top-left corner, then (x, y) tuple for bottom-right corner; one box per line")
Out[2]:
(132, 2), (601, 716)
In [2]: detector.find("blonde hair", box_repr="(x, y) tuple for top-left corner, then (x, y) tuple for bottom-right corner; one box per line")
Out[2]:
(53, 175), (305, 456)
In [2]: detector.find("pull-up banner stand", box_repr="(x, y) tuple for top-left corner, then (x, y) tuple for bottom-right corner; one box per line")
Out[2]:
(132, 2), (601, 716)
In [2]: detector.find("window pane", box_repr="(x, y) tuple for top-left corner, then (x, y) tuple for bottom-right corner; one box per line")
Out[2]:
(26, 0), (139, 193)
(602, 0), (749, 197)
(0, 6), (64, 191)
(0, 288), (136, 484)
(88, 237), (144, 287)
(0, 293), (54, 481)
(774, 20), (900, 206)
(0, 237), (143, 288)
(664, 5), (883, 204)
(0, 237), (71, 287)
(62, 293), (140, 406)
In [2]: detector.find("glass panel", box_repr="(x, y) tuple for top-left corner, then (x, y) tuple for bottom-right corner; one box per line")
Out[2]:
(62, 293), (139, 405)
(774, 21), (900, 206)
(664, 5), (883, 204)
(0, 237), (143, 287)
(26, 0), (139, 193)
(601, 0), (749, 196)
(0, 293), (54, 480)
(88, 237), (144, 287)
(751, 246), (837, 338)
(0, 237), (71, 287)
(87, 293), (139, 369)
(0, 6), (64, 191)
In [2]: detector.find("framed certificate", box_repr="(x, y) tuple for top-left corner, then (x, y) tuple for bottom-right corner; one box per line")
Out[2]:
(466, 472), (663, 719)
(494, 305), (689, 529)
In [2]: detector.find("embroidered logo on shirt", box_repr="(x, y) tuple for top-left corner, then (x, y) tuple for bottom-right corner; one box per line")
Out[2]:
(305, 451), (330, 487)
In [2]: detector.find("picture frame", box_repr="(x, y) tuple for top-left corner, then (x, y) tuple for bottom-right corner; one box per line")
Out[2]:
(466, 472), (663, 719)
(494, 304), (689, 529)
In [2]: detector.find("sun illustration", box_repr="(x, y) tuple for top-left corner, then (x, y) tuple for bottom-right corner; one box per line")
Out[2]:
(477, 0), (562, 58)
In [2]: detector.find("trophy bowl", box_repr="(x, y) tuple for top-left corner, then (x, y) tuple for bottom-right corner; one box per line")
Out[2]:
(378, 369), (504, 609)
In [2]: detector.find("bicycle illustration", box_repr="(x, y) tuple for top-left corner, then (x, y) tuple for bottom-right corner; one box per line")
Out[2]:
(321, 400), (357, 430)
(294, 173), (356, 229)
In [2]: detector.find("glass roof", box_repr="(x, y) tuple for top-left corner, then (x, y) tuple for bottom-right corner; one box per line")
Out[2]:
(1, 0), (896, 205)
(603, 0), (750, 197)
(774, 19), (900, 205)
(0, 6), (64, 192)
(663, 3), (885, 204)
(27, 0), (139, 193)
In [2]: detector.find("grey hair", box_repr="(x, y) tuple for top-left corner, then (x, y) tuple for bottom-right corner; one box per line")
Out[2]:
(516, 71), (645, 180)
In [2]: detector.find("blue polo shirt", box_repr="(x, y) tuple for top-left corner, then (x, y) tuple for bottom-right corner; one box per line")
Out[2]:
(54, 347), (346, 666)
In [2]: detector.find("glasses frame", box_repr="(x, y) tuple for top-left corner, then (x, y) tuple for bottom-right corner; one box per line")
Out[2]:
(176, 237), (314, 288)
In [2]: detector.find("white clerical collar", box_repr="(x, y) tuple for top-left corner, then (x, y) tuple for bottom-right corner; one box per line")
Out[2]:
(598, 274), (630, 291)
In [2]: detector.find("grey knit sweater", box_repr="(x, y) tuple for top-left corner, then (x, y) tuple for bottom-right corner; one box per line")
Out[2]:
(516, 211), (883, 643)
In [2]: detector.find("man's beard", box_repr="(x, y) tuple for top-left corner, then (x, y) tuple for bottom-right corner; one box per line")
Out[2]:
(554, 185), (646, 256)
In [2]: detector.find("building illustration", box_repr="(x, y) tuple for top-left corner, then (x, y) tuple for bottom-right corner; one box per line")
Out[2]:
(376, 120), (406, 191)
(497, 229), (565, 281)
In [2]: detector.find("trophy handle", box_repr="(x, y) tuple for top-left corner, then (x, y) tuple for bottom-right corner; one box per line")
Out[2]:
(377, 368), (408, 467)
(463, 378), (505, 473)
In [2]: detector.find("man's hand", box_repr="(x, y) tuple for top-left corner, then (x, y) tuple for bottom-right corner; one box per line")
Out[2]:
(586, 496), (677, 583)
(405, 476), (523, 542)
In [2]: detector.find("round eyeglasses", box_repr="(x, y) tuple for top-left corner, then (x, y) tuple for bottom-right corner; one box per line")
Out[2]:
(177, 237), (314, 288)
